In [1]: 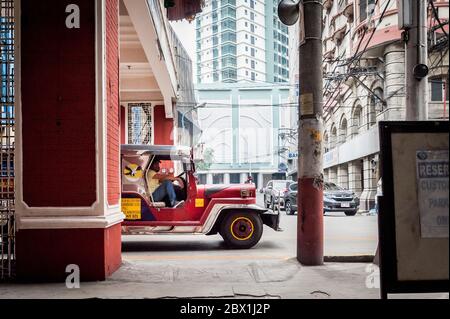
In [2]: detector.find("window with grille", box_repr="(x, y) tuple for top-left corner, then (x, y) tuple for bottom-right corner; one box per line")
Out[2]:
(127, 103), (152, 145)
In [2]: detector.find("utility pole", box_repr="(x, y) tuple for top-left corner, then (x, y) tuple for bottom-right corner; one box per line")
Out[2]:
(405, 0), (429, 120)
(278, 0), (324, 265)
(296, 0), (324, 265)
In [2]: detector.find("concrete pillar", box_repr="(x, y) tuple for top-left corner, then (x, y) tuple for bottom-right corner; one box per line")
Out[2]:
(360, 157), (377, 211)
(15, 0), (123, 282)
(241, 173), (248, 183)
(207, 174), (213, 185)
(348, 160), (363, 196)
(323, 169), (329, 182)
(329, 167), (338, 184)
(383, 42), (406, 120)
(257, 173), (264, 189)
(338, 164), (349, 189)
(224, 173), (230, 184)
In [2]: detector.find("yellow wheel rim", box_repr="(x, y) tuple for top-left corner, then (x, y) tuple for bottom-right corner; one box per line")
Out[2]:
(230, 217), (254, 241)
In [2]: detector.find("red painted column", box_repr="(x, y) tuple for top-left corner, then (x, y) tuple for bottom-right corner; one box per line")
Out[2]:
(15, 0), (124, 282)
(297, 178), (324, 265)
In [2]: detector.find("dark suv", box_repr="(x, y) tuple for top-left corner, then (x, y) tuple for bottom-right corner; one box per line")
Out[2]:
(283, 181), (360, 216)
(284, 182), (298, 215)
(323, 182), (360, 216)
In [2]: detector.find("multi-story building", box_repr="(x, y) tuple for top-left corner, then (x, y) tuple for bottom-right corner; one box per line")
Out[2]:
(193, 0), (293, 187)
(195, 0), (290, 84)
(320, 0), (449, 211)
(195, 83), (291, 189)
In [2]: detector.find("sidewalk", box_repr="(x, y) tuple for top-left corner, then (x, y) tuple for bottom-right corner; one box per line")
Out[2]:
(0, 257), (382, 299)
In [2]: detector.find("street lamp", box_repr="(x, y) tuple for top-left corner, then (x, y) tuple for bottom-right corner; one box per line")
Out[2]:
(181, 102), (206, 146)
(181, 102), (206, 133)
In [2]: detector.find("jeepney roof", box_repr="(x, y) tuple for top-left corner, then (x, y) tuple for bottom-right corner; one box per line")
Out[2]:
(121, 145), (192, 160)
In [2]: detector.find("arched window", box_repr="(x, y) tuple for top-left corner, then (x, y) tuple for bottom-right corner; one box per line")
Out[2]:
(330, 125), (337, 149)
(339, 117), (348, 145)
(352, 105), (363, 136)
(324, 131), (329, 153)
(369, 87), (384, 126)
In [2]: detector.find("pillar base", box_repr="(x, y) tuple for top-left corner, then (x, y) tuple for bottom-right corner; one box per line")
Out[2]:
(16, 223), (122, 282)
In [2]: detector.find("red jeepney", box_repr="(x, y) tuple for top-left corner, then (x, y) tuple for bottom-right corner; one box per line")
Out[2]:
(121, 145), (280, 249)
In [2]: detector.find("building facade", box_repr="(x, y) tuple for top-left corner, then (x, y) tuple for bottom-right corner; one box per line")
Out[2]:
(195, 83), (291, 189)
(321, 0), (449, 211)
(195, 0), (290, 84)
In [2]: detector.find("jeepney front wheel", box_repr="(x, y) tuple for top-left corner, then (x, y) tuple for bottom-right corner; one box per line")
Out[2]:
(220, 212), (263, 249)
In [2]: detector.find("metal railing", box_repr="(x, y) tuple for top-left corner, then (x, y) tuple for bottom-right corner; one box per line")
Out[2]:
(0, 0), (15, 281)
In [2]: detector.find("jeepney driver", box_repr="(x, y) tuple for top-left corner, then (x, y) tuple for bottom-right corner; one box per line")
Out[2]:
(146, 157), (184, 208)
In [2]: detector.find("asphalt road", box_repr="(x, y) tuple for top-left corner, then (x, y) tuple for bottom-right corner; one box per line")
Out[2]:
(122, 194), (378, 261)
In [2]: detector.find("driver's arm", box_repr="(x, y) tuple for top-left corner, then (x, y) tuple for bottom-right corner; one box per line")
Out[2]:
(152, 173), (178, 183)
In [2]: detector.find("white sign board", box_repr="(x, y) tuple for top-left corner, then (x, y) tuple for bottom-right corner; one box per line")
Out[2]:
(416, 150), (449, 238)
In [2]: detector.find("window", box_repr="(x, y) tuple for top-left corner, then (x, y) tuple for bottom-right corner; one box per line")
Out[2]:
(251, 60), (255, 69)
(251, 48), (255, 57)
(221, 18), (236, 30)
(359, 0), (375, 23)
(250, 24), (255, 32)
(251, 72), (255, 81)
(430, 78), (449, 101)
(230, 174), (241, 184)
(250, 12), (255, 21)
(250, 0), (255, 9)
(221, 7), (236, 19)
(128, 103), (152, 145)
(221, 31), (236, 43)
(251, 36), (255, 45)
(213, 174), (224, 184)
(197, 174), (207, 185)
(369, 88), (384, 126)
(221, 44), (236, 55)
(222, 68), (237, 82)
(221, 56), (236, 67)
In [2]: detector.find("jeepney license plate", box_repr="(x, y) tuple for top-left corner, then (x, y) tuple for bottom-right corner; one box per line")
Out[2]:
(122, 198), (142, 220)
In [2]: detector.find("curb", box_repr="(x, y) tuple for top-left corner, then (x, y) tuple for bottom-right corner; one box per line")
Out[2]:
(324, 255), (375, 263)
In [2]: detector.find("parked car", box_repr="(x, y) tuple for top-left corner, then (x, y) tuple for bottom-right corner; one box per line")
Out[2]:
(262, 180), (292, 210)
(282, 181), (360, 216)
(323, 182), (360, 216)
(284, 182), (298, 215)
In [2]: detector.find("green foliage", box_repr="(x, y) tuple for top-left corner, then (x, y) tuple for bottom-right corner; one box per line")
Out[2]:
(196, 147), (215, 171)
